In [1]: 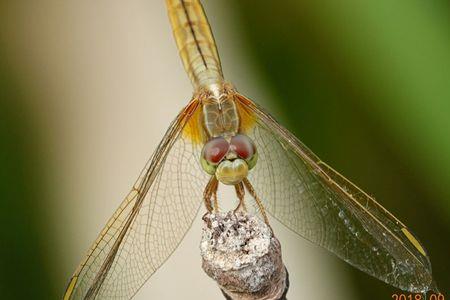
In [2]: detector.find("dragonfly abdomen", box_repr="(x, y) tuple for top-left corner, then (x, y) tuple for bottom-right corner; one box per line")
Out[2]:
(167, 0), (224, 88)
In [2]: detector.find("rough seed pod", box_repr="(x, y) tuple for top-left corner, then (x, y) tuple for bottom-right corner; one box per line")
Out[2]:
(200, 212), (289, 300)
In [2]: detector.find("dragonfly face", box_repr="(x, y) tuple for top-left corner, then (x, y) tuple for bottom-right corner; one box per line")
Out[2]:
(201, 133), (258, 185)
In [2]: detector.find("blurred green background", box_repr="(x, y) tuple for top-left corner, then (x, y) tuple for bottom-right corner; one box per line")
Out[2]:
(0, 0), (448, 299)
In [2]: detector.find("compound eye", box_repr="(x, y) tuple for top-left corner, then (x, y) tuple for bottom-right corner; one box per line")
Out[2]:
(202, 137), (229, 164)
(230, 134), (255, 160)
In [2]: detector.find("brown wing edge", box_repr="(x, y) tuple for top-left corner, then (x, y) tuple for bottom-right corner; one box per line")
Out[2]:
(63, 99), (201, 300)
(235, 94), (438, 293)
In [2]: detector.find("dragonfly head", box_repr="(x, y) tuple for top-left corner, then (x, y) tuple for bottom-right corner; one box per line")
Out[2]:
(201, 134), (258, 185)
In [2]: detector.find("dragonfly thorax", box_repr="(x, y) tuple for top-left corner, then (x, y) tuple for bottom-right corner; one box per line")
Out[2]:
(199, 83), (240, 138)
(200, 134), (258, 185)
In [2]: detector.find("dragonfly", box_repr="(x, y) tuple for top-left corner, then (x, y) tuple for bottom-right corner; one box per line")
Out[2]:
(63, 0), (437, 299)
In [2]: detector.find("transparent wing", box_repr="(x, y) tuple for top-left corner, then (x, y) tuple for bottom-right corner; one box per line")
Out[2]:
(63, 100), (209, 300)
(236, 95), (435, 293)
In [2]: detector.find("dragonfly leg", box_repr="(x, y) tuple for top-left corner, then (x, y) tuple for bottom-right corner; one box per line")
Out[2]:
(203, 176), (218, 213)
(212, 185), (219, 213)
(233, 182), (247, 214)
(243, 178), (270, 226)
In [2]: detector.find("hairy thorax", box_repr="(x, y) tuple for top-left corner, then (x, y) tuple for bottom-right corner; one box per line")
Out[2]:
(198, 83), (240, 138)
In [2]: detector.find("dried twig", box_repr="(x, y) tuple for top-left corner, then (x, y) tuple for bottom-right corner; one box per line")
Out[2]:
(201, 212), (289, 300)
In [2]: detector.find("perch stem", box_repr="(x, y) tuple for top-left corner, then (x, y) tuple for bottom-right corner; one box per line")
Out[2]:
(201, 211), (289, 300)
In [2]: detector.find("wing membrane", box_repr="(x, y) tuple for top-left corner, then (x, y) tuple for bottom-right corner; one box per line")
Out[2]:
(64, 99), (209, 299)
(236, 95), (435, 293)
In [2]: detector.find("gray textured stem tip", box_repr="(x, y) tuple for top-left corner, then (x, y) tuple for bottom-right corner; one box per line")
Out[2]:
(201, 211), (289, 300)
